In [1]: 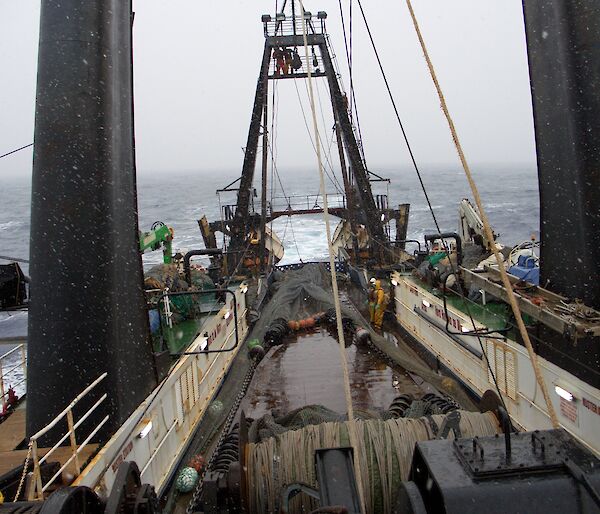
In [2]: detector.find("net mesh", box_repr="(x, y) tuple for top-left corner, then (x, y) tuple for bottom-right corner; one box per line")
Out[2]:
(251, 263), (475, 408)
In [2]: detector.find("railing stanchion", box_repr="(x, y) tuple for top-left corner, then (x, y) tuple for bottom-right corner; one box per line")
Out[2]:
(19, 372), (108, 499)
(21, 344), (27, 380)
(67, 409), (80, 475)
(0, 366), (5, 412)
(31, 441), (43, 500)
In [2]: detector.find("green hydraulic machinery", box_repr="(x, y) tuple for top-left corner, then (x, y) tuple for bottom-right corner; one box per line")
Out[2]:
(139, 222), (174, 264)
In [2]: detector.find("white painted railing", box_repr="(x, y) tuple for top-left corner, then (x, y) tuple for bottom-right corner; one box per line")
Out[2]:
(27, 373), (109, 500)
(0, 343), (27, 413)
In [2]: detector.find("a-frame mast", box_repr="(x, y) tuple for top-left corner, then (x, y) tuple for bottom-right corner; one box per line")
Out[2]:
(219, 6), (394, 274)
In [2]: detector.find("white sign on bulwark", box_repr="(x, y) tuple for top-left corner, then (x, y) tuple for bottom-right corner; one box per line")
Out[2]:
(560, 397), (578, 426)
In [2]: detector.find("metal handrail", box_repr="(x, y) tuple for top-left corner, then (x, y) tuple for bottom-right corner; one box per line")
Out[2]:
(28, 372), (108, 500)
(0, 344), (25, 360)
(270, 193), (346, 211)
(157, 289), (240, 355)
(264, 19), (324, 37)
(0, 343), (27, 411)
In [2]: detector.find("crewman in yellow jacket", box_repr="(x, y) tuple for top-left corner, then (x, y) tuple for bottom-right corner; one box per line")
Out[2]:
(369, 279), (386, 329)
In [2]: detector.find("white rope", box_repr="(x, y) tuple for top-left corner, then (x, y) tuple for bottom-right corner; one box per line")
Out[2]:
(404, 0), (559, 428)
(297, 2), (367, 511)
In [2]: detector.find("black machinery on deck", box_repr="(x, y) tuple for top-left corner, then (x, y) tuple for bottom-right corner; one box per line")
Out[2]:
(197, 413), (600, 514)
(399, 428), (600, 514)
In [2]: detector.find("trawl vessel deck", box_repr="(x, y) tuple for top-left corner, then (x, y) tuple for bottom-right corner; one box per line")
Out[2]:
(1, 1), (599, 513)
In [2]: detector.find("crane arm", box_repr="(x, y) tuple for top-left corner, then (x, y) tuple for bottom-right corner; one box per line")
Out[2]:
(139, 223), (174, 264)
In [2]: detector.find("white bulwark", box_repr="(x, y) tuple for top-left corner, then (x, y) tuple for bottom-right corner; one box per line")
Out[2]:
(392, 271), (600, 456)
(72, 283), (249, 497)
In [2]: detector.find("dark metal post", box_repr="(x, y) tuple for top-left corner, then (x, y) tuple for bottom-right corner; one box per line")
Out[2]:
(319, 40), (387, 248)
(291, 0), (297, 37)
(334, 118), (358, 263)
(396, 204), (410, 250)
(523, 1), (600, 309)
(229, 42), (273, 273)
(28, 0), (157, 440)
(260, 90), (269, 272)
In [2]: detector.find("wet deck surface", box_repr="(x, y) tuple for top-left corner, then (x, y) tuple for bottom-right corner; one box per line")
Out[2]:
(240, 327), (422, 419)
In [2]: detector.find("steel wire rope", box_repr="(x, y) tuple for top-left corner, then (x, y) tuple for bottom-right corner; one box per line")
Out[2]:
(314, 72), (348, 184)
(0, 255), (29, 263)
(268, 77), (280, 267)
(297, 77), (344, 194)
(315, 76), (334, 165)
(404, 0), (559, 426)
(316, 82), (338, 175)
(265, 128), (308, 267)
(354, 0), (510, 417)
(0, 143), (33, 160)
(301, 77), (344, 191)
(287, 215), (304, 263)
(266, 138), (290, 205)
(293, 76), (344, 194)
(263, 81), (290, 207)
(337, 0), (367, 166)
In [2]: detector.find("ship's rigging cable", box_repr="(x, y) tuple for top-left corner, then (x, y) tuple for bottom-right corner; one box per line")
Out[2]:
(354, 0), (510, 417)
(293, 77), (344, 194)
(315, 79), (338, 172)
(288, 216), (304, 263)
(268, 78), (281, 268)
(0, 142), (33, 160)
(298, 2), (367, 510)
(266, 79), (304, 263)
(0, 254), (29, 263)
(337, 0), (368, 165)
(404, 0), (559, 428)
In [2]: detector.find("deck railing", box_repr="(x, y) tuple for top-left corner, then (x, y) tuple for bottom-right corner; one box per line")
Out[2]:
(0, 343), (27, 413)
(270, 193), (346, 213)
(263, 16), (326, 38)
(26, 372), (109, 500)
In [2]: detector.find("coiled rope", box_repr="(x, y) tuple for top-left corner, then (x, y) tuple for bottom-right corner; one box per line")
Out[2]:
(404, 0), (559, 428)
(246, 411), (500, 513)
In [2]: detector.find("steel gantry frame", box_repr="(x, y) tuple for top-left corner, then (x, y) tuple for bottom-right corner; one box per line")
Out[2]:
(209, 20), (399, 273)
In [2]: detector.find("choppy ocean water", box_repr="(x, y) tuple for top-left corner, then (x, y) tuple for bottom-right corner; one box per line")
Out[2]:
(1, 164), (539, 273)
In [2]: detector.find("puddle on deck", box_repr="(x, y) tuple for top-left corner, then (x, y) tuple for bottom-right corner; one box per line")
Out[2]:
(240, 327), (422, 419)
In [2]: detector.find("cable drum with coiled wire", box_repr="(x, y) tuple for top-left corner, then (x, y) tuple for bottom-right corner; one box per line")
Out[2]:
(245, 411), (500, 513)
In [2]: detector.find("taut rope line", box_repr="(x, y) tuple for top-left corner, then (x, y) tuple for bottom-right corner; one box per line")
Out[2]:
(404, 0), (559, 428)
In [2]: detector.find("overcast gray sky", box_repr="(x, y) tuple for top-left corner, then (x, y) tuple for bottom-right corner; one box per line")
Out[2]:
(0, 1), (536, 179)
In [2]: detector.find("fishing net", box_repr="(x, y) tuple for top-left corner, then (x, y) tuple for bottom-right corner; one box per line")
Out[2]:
(171, 262), (478, 509)
(247, 405), (396, 443)
(144, 264), (215, 321)
(250, 263), (475, 409)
